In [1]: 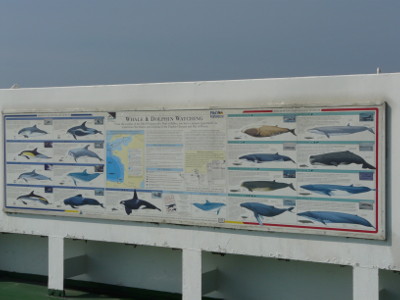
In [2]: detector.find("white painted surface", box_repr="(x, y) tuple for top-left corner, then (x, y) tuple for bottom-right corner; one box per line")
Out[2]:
(0, 73), (400, 299)
(182, 248), (202, 300)
(353, 266), (379, 300)
(48, 236), (64, 291)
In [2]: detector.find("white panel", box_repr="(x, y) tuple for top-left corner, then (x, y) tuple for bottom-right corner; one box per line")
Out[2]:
(0, 73), (398, 271)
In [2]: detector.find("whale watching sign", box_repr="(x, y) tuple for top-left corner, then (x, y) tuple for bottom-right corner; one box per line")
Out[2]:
(3, 104), (385, 239)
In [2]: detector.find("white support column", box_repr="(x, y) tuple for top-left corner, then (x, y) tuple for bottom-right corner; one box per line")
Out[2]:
(353, 266), (379, 300)
(48, 236), (64, 296)
(182, 248), (202, 300)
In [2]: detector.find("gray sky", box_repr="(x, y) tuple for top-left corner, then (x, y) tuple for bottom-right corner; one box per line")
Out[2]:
(1, 1), (399, 89)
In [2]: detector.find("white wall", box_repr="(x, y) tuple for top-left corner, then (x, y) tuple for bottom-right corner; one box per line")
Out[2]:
(0, 73), (399, 299)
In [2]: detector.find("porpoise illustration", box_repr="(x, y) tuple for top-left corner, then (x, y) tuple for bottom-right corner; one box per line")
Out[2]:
(193, 200), (226, 215)
(17, 191), (49, 205)
(300, 184), (375, 196)
(243, 125), (296, 138)
(18, 169), (51, 182)
(308, 124), (375, 138)
(64, 194), (104, 208)
(18, 148), (51, 160)
(120, 190), (161, 215)
(240, 202), (294, 225)
(239, 153), (295, 163)
(67, 169), (101, 186)
(68, 145), (103, 162)
(241, 180), (296, 192)
(309, 150), (375, 169)
(67, 121), (102, 140)
(297, 211), (374, 228)
(18, 125), (48, 138)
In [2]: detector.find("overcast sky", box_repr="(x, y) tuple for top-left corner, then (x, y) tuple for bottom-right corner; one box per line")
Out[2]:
(1, 1), (399, 89)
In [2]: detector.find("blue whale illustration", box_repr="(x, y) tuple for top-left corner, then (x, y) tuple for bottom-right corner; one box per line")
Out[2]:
(67, 169), (101, 186)
(18, 125), (48, 138)
(18, 169), (51, 182)
(308, 124), (375, 138)
(120, 190), (161, 215)
(193, 200), (226, 214)
(240, 202), (294, 225)
(68, 145), (103, 162)
(67, 121), (102, 140)
(239, 153), (295, 163)
(301, 184), (375, 196)
(297, 211), (374, 228)
(64, 194), (104, 208)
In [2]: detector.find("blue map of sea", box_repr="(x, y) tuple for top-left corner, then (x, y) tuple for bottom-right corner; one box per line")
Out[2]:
(106, 131), (142, 183)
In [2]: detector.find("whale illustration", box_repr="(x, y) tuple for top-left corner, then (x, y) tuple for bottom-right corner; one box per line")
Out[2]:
(239, 153), (295, 163)
(193, 200), (226, 214)
(18, 148), (51, 160)
(309, 151), (375, 169)
(67, 169), (101, 186)
(297, 211), (374, 228)
(120, 190), (161, 215)
(18, 169), (51, 182)
(300, 184), (375, 196)
(18, 125), (48, 138)
(67, 121), (102, 140)
(243, 125), (296, 138)
(308, 124), (375, 138)
(17, 191), (49, 205)
(68, 145), (103, 162)
(240, 202), (294, 225)
(64, 194), (104, 208)
(241, 180), (296, 192)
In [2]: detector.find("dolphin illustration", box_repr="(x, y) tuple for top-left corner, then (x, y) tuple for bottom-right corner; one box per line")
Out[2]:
(18, 169), (51, 182)
(193, 200), (226, 214)
(120, 190), (161, 215)
(308, 124), (375, 138)
(18, 148), (51, 160)
(240, 202), (294, 225)
(64, 194), (104, 208)
(297, 211), (374, 228)
(239, 153), (295, 163)
(68, 145), (103, 162)
(18, 125), (48, 138)
(67, 121), (102, 140)
(309, 150), (375, 169)
(300, 184), (375, 196)
(17, 191), (49, 205)
(67, 169), (101, 186)
(241, 180), (296, 192)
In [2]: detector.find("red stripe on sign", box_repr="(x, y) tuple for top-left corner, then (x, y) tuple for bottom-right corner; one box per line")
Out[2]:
(243, 110), (273, 113)
(242, 222), (378, 233)
(321, 107), (377, 112)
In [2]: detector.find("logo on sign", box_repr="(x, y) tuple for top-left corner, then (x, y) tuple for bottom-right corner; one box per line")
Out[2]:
(210, 110), (224, 118)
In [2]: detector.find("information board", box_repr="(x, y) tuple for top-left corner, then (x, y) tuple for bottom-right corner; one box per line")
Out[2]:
(3, 104), (385, 239)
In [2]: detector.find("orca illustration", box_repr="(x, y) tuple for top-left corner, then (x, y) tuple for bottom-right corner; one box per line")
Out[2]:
(120, 190), (161, 215)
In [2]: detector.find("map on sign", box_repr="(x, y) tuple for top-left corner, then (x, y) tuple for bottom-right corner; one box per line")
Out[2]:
(106, 130), (145, 189)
